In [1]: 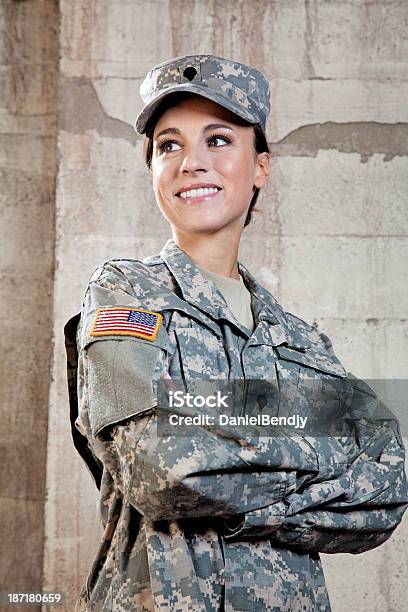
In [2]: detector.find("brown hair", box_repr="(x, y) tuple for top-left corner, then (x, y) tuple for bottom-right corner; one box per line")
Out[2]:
(142, 92), (269, 227)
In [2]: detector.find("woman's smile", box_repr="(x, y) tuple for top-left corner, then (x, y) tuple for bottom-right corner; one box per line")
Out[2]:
(177, 186), (222, 205)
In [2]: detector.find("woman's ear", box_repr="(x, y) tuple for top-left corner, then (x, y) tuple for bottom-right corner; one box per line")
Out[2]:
(254, 152), (270, 190)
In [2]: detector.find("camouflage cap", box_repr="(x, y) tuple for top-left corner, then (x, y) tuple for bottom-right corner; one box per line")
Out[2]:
(134, 54), (271, 135)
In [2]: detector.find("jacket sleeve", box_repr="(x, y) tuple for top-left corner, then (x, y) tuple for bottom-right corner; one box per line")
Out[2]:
(109, 401), (359, 521)
(77, 263), (350, 522)
(222, 374), (408, 554)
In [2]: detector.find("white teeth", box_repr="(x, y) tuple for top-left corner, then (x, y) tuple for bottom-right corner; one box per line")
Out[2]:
(179, 187), (219, 199)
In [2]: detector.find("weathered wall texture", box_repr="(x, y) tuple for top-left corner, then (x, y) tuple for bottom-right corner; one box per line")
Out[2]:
(1, 0), (407, 610)
(0, 0), (58, 607)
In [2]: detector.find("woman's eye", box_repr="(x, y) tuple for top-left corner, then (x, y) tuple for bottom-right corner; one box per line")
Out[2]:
(208, 134), (232, 147)
(158, 140), (180, 154)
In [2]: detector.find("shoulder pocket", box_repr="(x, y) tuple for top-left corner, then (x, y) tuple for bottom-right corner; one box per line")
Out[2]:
(80, 306), (172, 438)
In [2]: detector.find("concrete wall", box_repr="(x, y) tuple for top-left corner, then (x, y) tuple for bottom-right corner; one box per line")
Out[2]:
(1, 1), (407, 610)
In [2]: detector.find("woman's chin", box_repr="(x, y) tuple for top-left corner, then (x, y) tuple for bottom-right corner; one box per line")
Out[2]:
(178, 223), (224, 235)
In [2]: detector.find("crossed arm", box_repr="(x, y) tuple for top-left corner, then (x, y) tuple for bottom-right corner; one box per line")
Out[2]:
(77, 270), (408, 555)
(79, 335), (408, 555)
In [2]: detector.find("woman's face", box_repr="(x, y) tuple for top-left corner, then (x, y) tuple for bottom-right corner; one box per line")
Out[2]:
(150, 96), (269, 238)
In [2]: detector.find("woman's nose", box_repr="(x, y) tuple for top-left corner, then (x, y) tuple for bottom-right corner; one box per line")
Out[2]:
(180, 146), (210, 174)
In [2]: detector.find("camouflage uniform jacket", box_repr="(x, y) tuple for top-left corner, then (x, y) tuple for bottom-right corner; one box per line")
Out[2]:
(64, 237), (408, 612)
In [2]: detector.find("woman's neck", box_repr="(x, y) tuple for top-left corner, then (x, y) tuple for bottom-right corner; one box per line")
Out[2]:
(172, 231), (241, 280)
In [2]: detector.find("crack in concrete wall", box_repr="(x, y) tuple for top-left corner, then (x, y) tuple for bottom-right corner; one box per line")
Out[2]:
(60, 77), (407, 163)
(60, 76), (137, 143)
(272, 122), (408, 162)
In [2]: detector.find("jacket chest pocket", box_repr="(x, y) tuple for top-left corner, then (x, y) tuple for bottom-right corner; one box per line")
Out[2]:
(173, 327), (230, 382)
(274, 345), (347, 434)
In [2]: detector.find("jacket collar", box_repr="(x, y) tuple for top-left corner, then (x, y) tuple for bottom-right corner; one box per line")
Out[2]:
(159, 238), (310, 350)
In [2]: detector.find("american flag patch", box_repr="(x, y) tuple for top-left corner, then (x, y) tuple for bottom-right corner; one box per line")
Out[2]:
(90, 307), (162, 341)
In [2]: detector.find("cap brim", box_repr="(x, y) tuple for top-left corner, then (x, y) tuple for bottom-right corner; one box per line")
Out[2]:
(134, 83), (259, 134)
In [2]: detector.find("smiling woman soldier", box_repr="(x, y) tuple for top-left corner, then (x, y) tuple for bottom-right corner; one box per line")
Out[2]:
(64, 54), (408, 611)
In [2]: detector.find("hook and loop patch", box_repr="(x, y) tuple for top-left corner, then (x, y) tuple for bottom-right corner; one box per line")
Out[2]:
(90, 307), (163, 341)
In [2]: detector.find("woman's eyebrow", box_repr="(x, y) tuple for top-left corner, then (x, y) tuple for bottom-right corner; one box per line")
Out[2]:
(154, 123), (236, 140)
